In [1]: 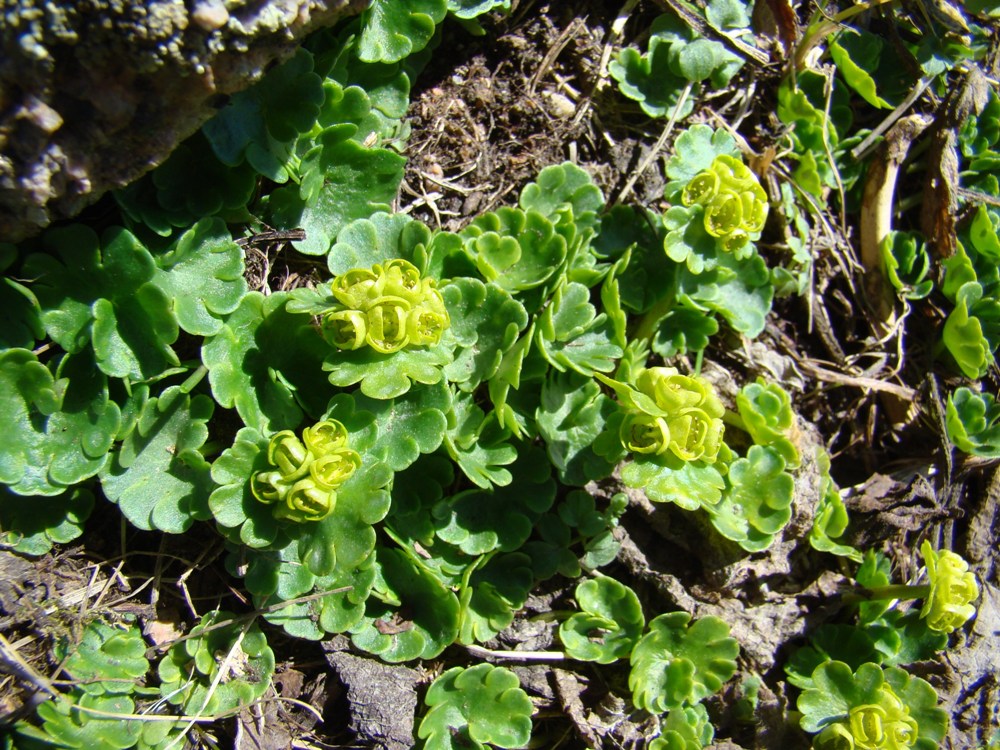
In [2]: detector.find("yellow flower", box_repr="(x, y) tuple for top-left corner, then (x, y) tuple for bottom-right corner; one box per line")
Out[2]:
(919, 541), (979, 634)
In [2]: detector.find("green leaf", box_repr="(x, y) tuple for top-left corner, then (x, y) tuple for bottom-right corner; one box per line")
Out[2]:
(881, 231), (933, 301)
(942, 281), (994, 378)
(0, 244), (44, 349)
(676, 38), (725, 82)
(25, 225), (180, 381)
(358, 0), (448, 63)
(536, 372), (617, 486)
(560, 576), (645, 663)
(461, 207), (569, 293)
(350, 546), (461, 661)
(651, 308), (719, 357)
(326, 383), (451, 473)
(829, 30), (892, 109)
(441, 278), (529, 390)
(115, 131), (258, 235)
(203, 48), (325, 180)
(735, 380), (800, 467)
(784, 624), (880, 691)
(158, 611), (275, 716)
(676, 246), (773, 337)
(519, 162), (604, 226)
(665, 124), (740, 182)
(946, 386), (1000, 458)
(99, 385), (214, 533)
(267, 139), (406, 257)
(0, 349), (121, 496)
(629, 612), (739, 713)
(0, 486), (94, 556)
(609, 34), (694, 119)
(809, 449), (862, 562)
(26, 692), (142, 750)
(709, 446), (794, 551)
(418, 664), (533, 749)
(150, 217), (247, 336)
(621, 454), (726, 512)
(443, 389), (518, 488)
(651, 703), (715, 750)
(458, 551), (535, 644)
(448, 0), (510, 19)
(57, 621), (149, 696)
(536, 281), (622, 375)
(327, 212), (432, 274)
(202, 292), (330, 433)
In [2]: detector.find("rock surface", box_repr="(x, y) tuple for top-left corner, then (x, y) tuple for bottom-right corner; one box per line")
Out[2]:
(0, 0), (364, 241)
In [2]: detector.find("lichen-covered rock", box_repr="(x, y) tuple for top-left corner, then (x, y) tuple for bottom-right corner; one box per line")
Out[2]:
(0, 0), (365, 241)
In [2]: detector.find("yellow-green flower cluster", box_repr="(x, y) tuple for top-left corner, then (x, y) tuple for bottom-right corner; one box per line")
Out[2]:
(681, 154), (768, 252)
(619, 368), (725, 463)
(322, 259), (450, 354)
(919, 541), (979, 634)
(815, 683), (919, 750)
(251, 420), (361, 523)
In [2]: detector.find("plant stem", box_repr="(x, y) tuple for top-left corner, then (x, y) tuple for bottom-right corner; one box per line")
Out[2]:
(863, 583), (931, 601)
(722, 408), (747, 433)
(633, 294), (675, 345)
(179, 364), (208, 394)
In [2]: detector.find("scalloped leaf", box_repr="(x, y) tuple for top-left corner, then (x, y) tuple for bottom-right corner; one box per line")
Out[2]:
(946, 386), (1000, 457)
(57, 621), (149, 697)
(99, 385), (214, 533)
(267, 138), (406, 257)
(443, 389), (518, 488)
(448, 0), (510, 19)
(621, 455), (726, 512)
(18, 692), (142, 750)
(809, 448), (862, 562)
(259, 552), (378, 640)
(24, 225), (180, 381)
(441, 278), (529, 390)
(736, 380), (800, 467)
(202, 292), (330, 433)
(203, 48), (325, 181)
(0, 349), (121, 496)
(519, 162), (604, 226)
(150, 217), (247, 336)
(0, 486), (94, 556)
(829, 30), (892, 109)
(326, 383), (451, 473)
(115, 131), (258, 236)
(327, 212), (432, 275)
(676, 246), (773, 337)
(324, 343), (454, 400)
(358, 0), (448, 63)
(461, 207), (569, 293)
(651, 307), (719, 357)
(536, 281), (622, 375)
(560, 577), (645, 664)
(458, 551), (535, 644)
(417, 663), (533, 750)
(536, 371), (617, 486)
(629, 612), (739, 713)
(609, 38), (694, 119)
(350, 546), (461, 662)
(665, 124), (740, 183)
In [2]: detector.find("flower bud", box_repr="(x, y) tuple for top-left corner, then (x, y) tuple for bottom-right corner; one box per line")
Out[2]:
(366, 297), (411, 353)
(310, 449), (362, 490)
(302, 420), (349, 456)
(620, 413), (671, 455)
(323, 309), (368, 351)
(267, 431), (310, 480)
(278, 479), (335, 523)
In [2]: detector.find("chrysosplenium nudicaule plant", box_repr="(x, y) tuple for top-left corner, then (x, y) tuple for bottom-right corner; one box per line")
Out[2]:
(681, 154), (768, 253)
(251, 420), (360, 522)
(321, 259), (450, 353)
(618, 367), (726, 463)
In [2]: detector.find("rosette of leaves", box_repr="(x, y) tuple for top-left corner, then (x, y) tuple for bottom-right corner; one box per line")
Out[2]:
(211, 400), (393, 578)
(629, 612), (739, 713)
(416, 663), (533, 750)
(945, 386), (1000, 458)
(560, 576), (645, 664)
(919, 541), (979, 634)
(680, 154), (769, 255)
(809, 449), (863, 562)
(595, 367), (728, 512)
(707, 445), (794, 552)
(56, 620), (151, 697)
(734, 379), (800, 467)
(798, 662), (948, 750)
(158, 611), (275, 716)
(609, 0), (752, 119)
(650, 703), (715, 750)
(0, 486), (94, 556)
(881, 231), (933, 301)
(0, 348), (121, 497)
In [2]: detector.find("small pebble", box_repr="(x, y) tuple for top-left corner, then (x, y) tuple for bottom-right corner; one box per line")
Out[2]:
(192, 0), (230, 32)
(544, 91), (575, 119)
